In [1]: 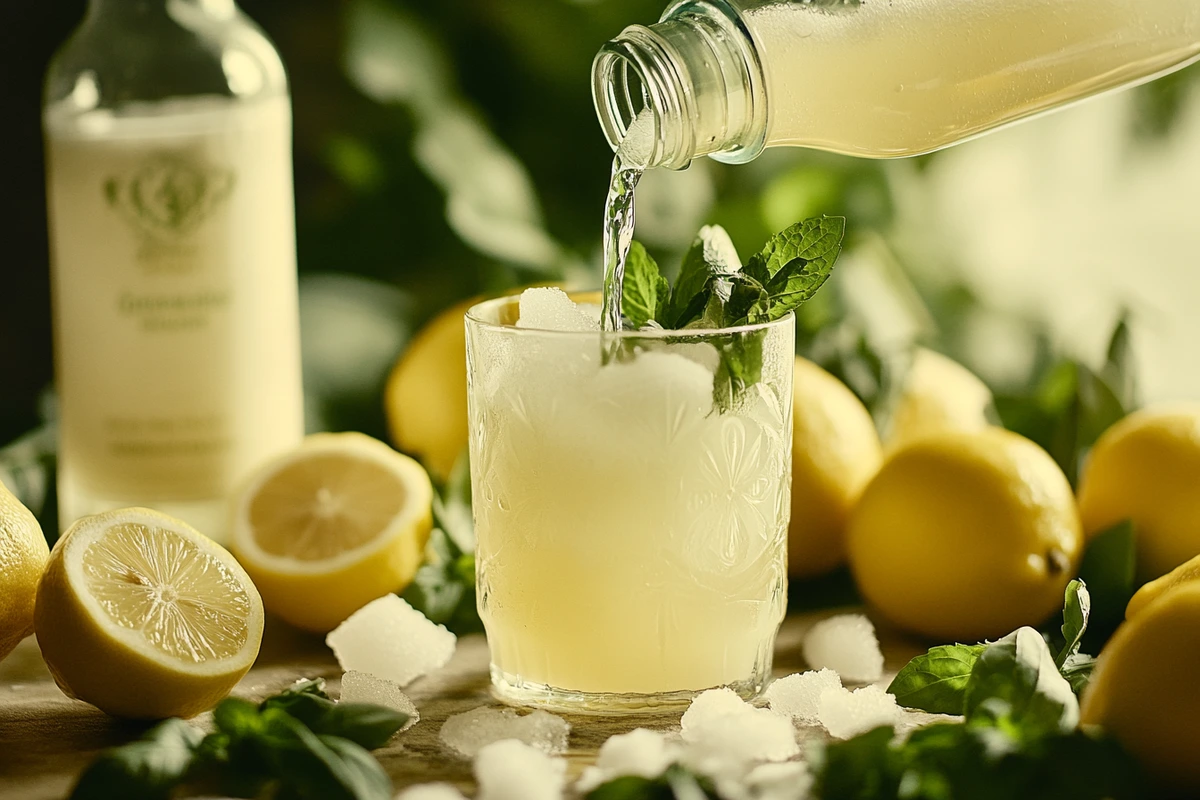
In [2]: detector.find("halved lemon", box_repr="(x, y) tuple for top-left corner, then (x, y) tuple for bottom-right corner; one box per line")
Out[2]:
(230, 432), (433, 633)
(34, 507), (264, 719)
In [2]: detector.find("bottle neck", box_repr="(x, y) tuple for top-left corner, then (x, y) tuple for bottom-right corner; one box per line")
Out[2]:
(592, 1), (767, 170)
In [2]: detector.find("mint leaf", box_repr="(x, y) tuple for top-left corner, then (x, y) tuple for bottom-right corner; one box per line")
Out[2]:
(1061, 653), (1097, 696)
(735, 215), (846, 323)
(810, 726), (900, 799)
(712, 330), (765, 412)
(888, 643), (988, 714)
(70, 718), (204, 800)
(1079, 520), (1137, 653)
(621, 241), (669, 329)
(964, 627), (1079, 737)
(666, 225), (740, 328)
(1056, 579), (1091, 669)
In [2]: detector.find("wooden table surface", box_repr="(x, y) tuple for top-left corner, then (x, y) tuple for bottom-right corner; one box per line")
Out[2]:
(0, 609), (930, 800)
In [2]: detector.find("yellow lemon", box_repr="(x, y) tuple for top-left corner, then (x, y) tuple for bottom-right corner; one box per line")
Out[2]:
(1080, 572), (1200, 791)
(34, 508), (263, 718)
(884, 348), (992, 451)
(0, 482), (49, 661)
(788, 357), (883, 579)
(230, 432), (433, 633)
(847, 428), (1082, 641)
(384, 297), (475, 482)
(1077, 405), (1200, 584)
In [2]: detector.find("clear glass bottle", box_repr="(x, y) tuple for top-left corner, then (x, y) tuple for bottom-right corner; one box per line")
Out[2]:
(43, 0), (304, 543)
(593, 0), (1200, 169)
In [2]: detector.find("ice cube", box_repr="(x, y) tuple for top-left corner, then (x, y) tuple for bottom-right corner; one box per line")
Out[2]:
(679, 689), (798, 766)
(764, 669), (842, 722)
(339, 670), (419, 732)
(440, 706), (570, 757)
(576, 728), (676, 792)
(744, 761), (814, 800)
(816, 684), (903, 740)
(517, 287), (599, 332)
(325, 595), (456, 687)
(394, 784), (467, 800)
(801, 614), (884, 683)
(474, 739), (567, 800)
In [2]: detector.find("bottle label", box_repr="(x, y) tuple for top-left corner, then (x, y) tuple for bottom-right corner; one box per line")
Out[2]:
(45, 96), (304, 502)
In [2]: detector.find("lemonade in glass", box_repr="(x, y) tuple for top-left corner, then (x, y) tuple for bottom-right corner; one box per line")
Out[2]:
(466, 289), (793, 710)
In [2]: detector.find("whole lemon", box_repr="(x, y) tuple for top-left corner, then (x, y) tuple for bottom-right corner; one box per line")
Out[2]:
(1077, 405), (1200, 584)
(847, 427), (1082, 641)
(1080, 557), (1200, 791)
(788, 357), (883, 579)
(0, 481), (49, 661)
(883, 348), (992, 452)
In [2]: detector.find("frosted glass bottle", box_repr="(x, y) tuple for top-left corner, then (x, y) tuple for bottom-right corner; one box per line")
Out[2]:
(43, 0), (304, 542)
(593, 0), (1200, 168)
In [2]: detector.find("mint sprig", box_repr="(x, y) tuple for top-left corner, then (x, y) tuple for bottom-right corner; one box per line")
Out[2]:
(623, 216), (847, 409)
(69, 679), (408, 800)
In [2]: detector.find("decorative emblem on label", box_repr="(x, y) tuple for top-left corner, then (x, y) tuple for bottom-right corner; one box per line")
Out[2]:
(104, 152), (234, 242)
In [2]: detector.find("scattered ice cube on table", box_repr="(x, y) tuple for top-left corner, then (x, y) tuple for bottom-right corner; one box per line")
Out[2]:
(474, 739), (567, 800)
(764, 669), (843, 722)
(517, 287), (599, 332)
(325, 595), (456, 687)
(743, 761), (815, 800)
(440, 706), (570, 757)
(339, 670), (419, 731)
(816, 684), (903, 740)
(679, 688), (799, 768)
(576, 728), (677, 792)
(394, 784), (467, 800)
(801, 614), (884, 683)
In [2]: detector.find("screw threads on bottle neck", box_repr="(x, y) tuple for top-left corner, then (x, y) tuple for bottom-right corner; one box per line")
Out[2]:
(592, 1), (767, 170)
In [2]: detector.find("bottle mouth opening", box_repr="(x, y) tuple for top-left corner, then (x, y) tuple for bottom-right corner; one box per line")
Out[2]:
(592, 29), (692, 170)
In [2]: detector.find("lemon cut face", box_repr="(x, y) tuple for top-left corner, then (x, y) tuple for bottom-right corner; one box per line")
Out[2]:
(81, 521), (255, 664)
(35, 508), (263, 718)
(231, 432), (433, 633)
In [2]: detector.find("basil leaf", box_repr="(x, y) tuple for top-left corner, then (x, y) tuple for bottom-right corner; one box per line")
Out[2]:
(1061, 653), (1097, 696)
(261, 686), (337, 731)
(1055, 579), (1091, 669)
(888, 643), (987, 714)
(213, 697), (263, 737)
(810, 725), (900, 799)
(70, 718), (204, 800)
(964, 627), (1079, 736)
(315, 703), (409, 749)
(666, 225), (740, 328)
(1079, 520), (1137, 654)
(621, 241), (669, 329)
(261, 710), (392, 800)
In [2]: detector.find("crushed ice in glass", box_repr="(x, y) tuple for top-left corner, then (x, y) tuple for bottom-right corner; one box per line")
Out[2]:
(339, 670), (419, 731)
(816, 684), (903, 740)
(801, 613), (884, 683)
(474, 739), (567, 800)
(325, 595), (456, 686)
(440, 706), (570, 757)
(764, 669), (842, 722)
(517, 287), (600, 332)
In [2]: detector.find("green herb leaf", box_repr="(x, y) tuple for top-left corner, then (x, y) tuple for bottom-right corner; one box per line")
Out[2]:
(888, 643), (988, 714)
(1061, 653), (1097, 696)
(810, 725), (901, 799)
(1055, 580), (1091, 669)
(1101, 314), (1138, 411)
(214, 697), (263, 737)
(70, 718), (204, 800)
(316, 703), (409, 749)
(666, 225), (740, 328)
(585, 765), (717, 800)
(260, 709), (393, 800)
(712, 329), (765, 412)
(963, 627), (1079, 736)
(621, 241), (670, 329)
(736, 215), (846, 323)
(1079, 520), (1137, 654)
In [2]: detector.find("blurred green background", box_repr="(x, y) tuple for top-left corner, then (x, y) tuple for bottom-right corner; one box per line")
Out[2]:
(4, 0), (1200, 477)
